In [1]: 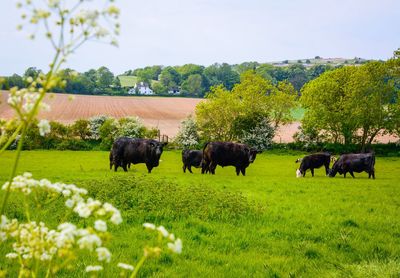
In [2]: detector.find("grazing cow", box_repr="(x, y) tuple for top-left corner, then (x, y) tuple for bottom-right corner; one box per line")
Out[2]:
(295, 152), (331, 177)
(110, 137), (131, 170)
(202, 142), (259, 176)
(182, 149), (203, 173)
(111, 137), (167, 173)
(329, 153), (375, 179)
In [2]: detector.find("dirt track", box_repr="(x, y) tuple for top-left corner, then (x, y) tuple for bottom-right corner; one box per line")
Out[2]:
(1, 91), (398, 142)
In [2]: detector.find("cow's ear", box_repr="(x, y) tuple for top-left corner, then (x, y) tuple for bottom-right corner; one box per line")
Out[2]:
(149, 141), (156, 147)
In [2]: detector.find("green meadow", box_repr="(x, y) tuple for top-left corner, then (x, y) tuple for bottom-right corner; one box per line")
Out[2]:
(1, 151), (400, 277)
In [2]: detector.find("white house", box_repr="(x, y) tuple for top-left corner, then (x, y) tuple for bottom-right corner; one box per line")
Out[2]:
(128, 82), (154, 95)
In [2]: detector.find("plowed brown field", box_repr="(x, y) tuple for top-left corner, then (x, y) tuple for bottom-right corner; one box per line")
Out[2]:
(0, 91), (398, 142)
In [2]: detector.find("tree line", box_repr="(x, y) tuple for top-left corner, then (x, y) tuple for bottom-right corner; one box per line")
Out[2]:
(1, 62), (337, 96)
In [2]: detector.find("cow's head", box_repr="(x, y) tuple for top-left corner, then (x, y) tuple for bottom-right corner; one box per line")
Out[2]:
(328, 160), (341, 177)
(149, 141), (165, 158)
(248, 148), (260, 163)
(296, 169), (302, 178)
(295, 158), (303, 163)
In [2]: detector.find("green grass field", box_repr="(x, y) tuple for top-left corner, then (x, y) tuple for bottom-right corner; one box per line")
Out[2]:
(1, 151), (400, 277)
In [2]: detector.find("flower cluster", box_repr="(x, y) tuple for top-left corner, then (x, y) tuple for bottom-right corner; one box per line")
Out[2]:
(16, 0), (120, 52)
(143, 223), (183, 255)
(0, 217), (112, 270)
(7, 82), (51, 121)
(2, 173), (122, 225)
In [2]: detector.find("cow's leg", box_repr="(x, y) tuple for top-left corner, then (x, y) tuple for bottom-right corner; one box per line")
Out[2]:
(344, 171), (346, 178)
(209, 162), (216, 175)
(311, 168), (314, 177)
(372, 170), (375, 179)
(146, 164), (153, 173)
(188, 165), (193, 174)
(240, 167), (246, 176)
(122, 163), (128, 172)
(183, 164), (186, 173)
(128, 163), (131, 169)
(349, 171), (355, 178)
(303, 170), (306, 177)
(201, 161), (208, 174)
(324, 163), (330, 176)
(235, 167), (240, 176)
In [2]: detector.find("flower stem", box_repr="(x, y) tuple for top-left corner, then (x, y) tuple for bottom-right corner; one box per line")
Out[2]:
(130, 256), (147, 278)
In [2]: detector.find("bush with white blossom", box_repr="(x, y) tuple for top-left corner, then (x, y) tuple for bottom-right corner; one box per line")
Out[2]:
(174, 116), (200, 149)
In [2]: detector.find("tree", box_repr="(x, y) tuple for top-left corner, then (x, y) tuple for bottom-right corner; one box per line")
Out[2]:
(96, 66), (114, 91)
(349, 61), (398, 149)
(301, 66), (360, 144)
(195, 85), (240, 141)
(300, 62), (398, 148)
(159, 67), (181, 90)
(287, 64), (309, 91)
(181, 74), (203, 96)
(196, 71), (297, 141)
(23, 67), (42, 80)
(175, 64), (204, 80)
(203, 63), (240, 90)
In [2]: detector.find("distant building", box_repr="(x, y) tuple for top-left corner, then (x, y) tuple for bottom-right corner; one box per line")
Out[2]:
(128, 82), (154, 95)
(168, 87), (181, 95)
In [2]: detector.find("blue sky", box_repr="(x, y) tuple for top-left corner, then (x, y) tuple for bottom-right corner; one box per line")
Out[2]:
(0, 0), (399, 75)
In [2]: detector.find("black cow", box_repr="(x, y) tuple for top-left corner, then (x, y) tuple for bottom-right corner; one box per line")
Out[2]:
(202, 142), (259, 176)
(182, 150), (203, 173)
(329, 153), (375, 179)
(110, 137), (167, 173)
(110, 137), (131, 170)
(295, 152), (331, 177)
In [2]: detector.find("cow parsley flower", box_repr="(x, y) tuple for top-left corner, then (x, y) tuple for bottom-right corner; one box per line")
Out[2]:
(6, 253), (18, 259)
(85, 265), (103, 272)
(38, 119), (51, 136)
(167, 238), (182, 254)
(96, 247), (111, 263)
(157, 226), (169, 238)
(143, 223), (156, 230)
(117, 263), (134, 271)
(94, 220), (107, 232)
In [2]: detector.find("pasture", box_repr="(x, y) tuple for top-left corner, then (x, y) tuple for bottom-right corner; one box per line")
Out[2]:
(1, 151), (400, 277)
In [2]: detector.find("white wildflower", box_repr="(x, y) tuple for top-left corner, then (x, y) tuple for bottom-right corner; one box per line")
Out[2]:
(96, 247), (111, 263)
(65, 199), (74, 208)
(6, 253), (18, 259)
(168, 233), (175, 241)
(167, 238), (182, 254)
(157, 226), (169, 238)
(85, 265), (103, 272)
(38, 119), (51, 136)
(117, 263), (134, 271)
(143, 223), (156, 230)
(78, 234), (102, 251)
(110, 211), (122, 225)
(74, 202), (91, 218)
(94, 220), (107, 232)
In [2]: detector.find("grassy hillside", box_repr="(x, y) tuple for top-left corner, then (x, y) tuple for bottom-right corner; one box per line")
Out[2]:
(0, 151), (399, 277)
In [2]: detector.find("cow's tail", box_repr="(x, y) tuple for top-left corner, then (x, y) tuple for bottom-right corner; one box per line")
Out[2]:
(202, 142), (209, 152)
(370, 152), (376, 169)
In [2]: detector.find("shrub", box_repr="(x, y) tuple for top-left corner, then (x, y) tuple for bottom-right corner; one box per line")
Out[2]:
(89, 115), (111, 140)
(240, 118), (274, 150)
(174, 116), (199, 149)
(71, 119), (91, 140)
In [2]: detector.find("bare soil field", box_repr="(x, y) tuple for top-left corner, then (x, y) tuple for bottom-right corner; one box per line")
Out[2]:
(1, 91), (398, 142)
